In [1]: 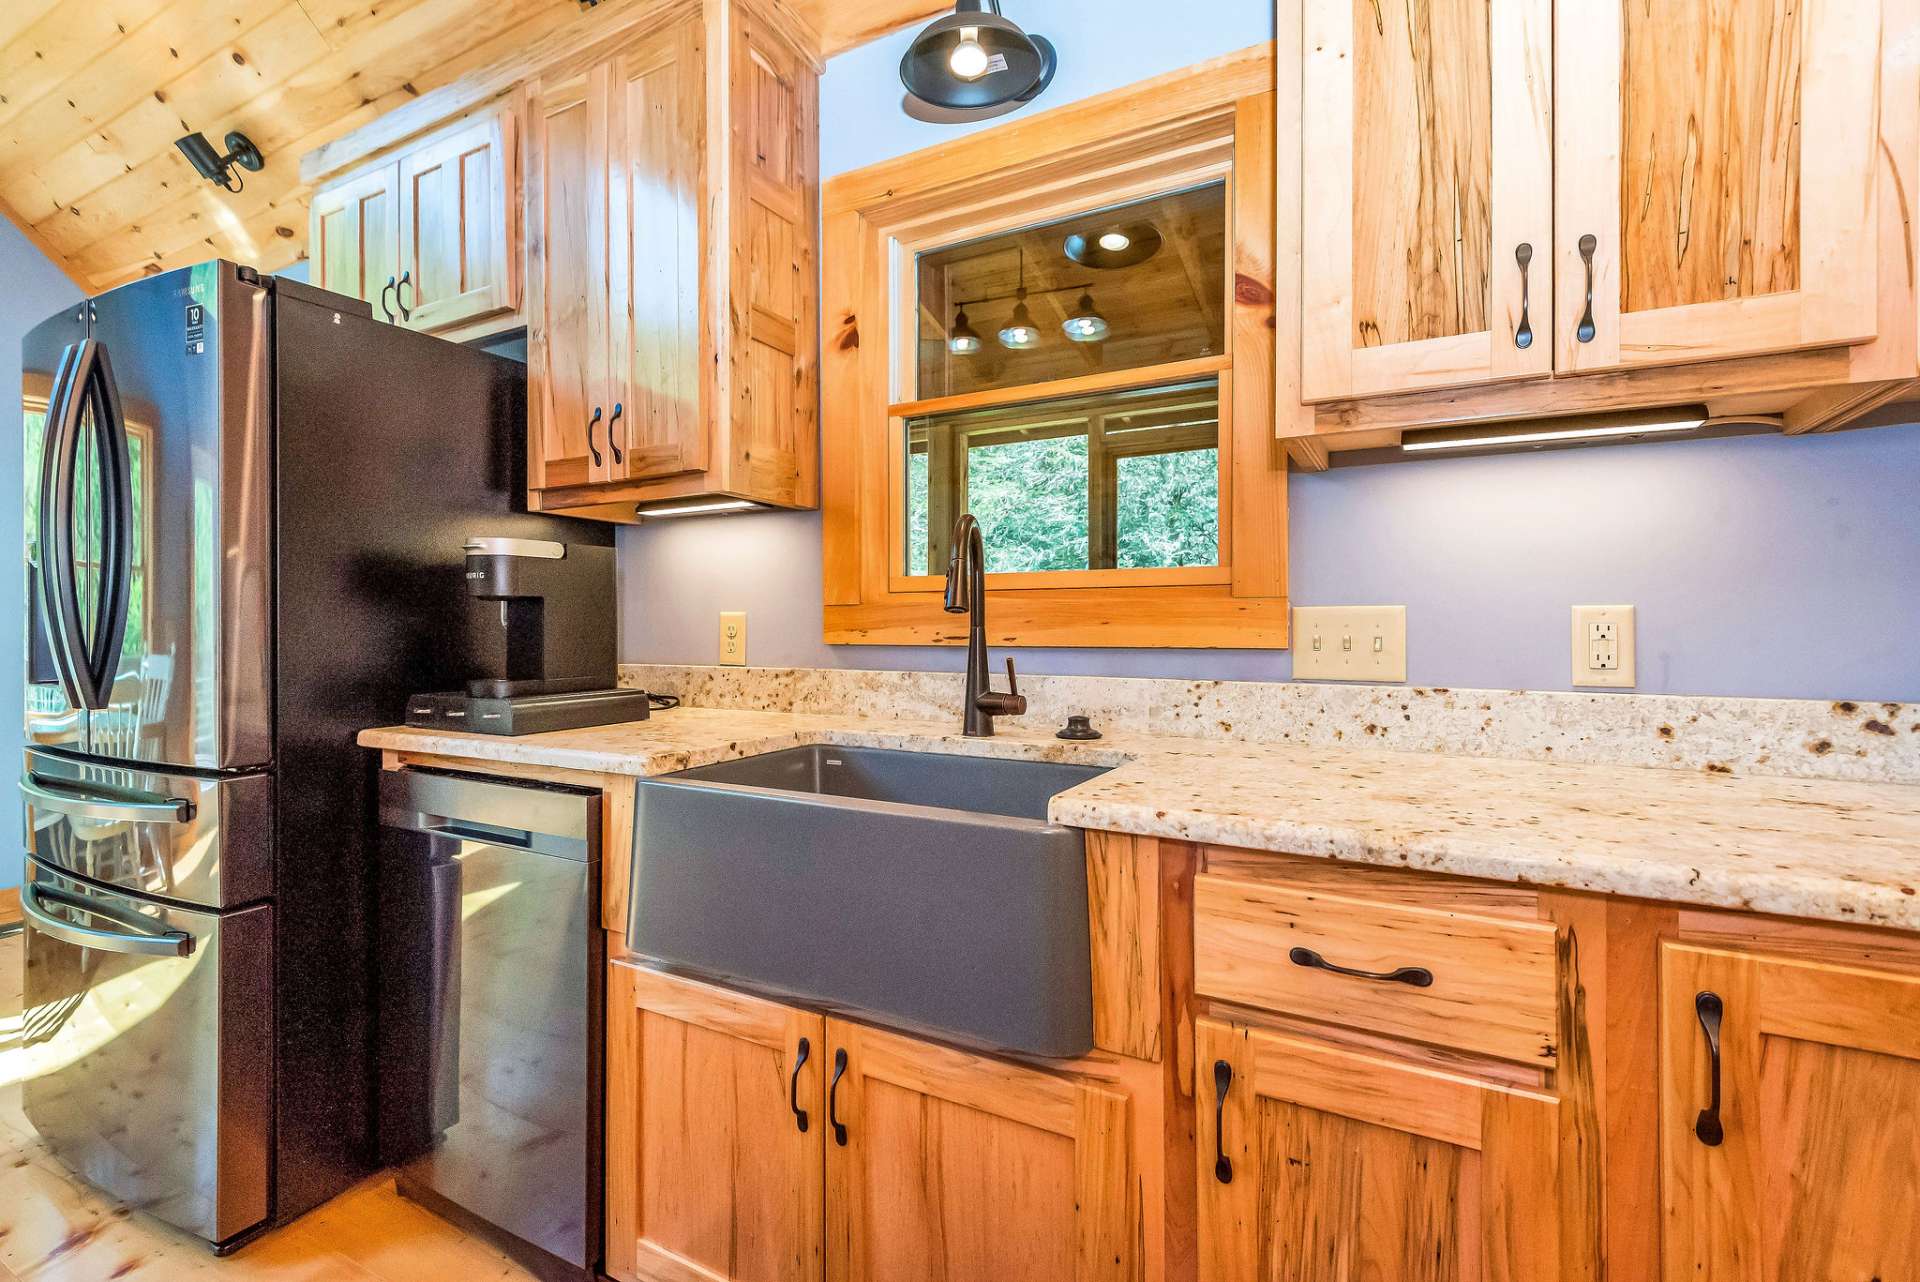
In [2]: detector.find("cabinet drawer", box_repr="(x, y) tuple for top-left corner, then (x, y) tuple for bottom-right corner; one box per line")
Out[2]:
(1193, 873), (1560, 1065)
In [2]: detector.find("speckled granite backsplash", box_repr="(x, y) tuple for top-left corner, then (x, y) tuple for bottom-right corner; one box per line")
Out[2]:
(620, 664), (1920, 785)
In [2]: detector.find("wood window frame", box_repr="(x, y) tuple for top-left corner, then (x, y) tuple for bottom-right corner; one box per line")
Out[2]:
(821, 45), (1288, 649)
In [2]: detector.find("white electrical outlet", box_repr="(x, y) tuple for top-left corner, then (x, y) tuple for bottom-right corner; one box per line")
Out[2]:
(719, 611), (747, 666)
(1572, 605), (1635, 688)
(1292, 606), (1407, 682)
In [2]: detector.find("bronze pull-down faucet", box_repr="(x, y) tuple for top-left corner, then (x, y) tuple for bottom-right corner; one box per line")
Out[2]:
(943, 513), (1027, 737)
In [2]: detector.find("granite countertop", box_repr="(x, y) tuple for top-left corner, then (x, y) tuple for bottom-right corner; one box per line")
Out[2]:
(360, 706), (1920, 931)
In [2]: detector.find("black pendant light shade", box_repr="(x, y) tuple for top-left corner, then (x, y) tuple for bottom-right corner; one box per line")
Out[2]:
(900, 1), (1057, 113)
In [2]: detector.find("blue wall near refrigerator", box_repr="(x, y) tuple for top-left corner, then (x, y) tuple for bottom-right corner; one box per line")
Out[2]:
(2, 223), (83, 891)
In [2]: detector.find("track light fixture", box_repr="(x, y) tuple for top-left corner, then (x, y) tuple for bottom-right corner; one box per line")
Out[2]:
(175, 131), (265, 193)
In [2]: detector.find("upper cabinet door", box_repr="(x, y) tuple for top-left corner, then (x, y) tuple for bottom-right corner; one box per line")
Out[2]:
(310, 162), (400, 313)
(1301, 0), (1554, 401)
(1658, 943), (1920, 1282)
(1555, 0), (1882, 374)
(396, 107), (520, 336)
(606, 17), (708, 483)
(526, 63), (614, 491)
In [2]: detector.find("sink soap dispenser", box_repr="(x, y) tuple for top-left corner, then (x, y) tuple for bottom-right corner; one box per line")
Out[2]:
(1056, 715), (1103, 741)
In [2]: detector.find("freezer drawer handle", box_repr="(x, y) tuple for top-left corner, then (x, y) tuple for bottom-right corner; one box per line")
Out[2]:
(21, 882), (194, 958)
(21, 775), (195, 825)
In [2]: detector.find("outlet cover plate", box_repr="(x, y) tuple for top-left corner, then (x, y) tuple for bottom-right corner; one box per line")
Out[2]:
(1571, 604), (1635, 688)
(1293, 606), (1407, 682)
(719, 611), (747, 666)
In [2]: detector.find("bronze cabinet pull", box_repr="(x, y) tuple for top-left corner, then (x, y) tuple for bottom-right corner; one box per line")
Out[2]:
(829, 1048), (850, 1147)
(380, 277), (397, 322)
(1694, 991), (1725, 1147)
(1514, 242), (1535, 349)
(587, 406), (604, 467)
(608, 403), (625, 465)
(1576, 234), (1599, 344)
(1289, 946), (1434, 988)
(1212, 1060), (1234, 1184)
(788, 1037), (811, 1134)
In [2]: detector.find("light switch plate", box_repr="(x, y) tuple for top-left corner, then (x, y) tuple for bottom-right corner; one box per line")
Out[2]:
(1571, 605), (1635, 688)
(1292, 606), (1407, 682)
(719, 611), (747, 666)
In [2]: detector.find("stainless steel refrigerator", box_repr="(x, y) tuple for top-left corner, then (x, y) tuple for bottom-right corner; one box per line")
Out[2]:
(16, 261), (606, 1250)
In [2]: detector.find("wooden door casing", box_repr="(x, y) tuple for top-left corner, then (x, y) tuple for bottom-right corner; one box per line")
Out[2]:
(1301, 0), (1554, 401)
(1658, 943), (1920, 1282)
(397, 107), (520, 336)
(309, 161), (400, 314)
(1197, 1018), (1560, 1282)
(606, 16), (708, 483)
(823, 1019), (1134, 1282)
(526, 61), (614, 491)
(1554, 0), (1882, 374)
(605, 962), (825, 1282)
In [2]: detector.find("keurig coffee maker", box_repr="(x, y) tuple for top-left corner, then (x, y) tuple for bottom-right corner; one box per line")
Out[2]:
(407, 536), (654, 734)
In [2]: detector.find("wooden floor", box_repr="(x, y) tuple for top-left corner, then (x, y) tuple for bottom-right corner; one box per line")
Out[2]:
(0, 930), (546, 1282)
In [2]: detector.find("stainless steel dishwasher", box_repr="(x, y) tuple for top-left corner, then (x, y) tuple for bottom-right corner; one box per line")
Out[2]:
(376, 768), (602, 1282)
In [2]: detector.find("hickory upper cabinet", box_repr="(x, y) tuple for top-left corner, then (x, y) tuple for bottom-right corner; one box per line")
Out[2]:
(1301, 0), (1553, 401)
(1295, 0), (1896, 405)
(525, 0), (820, 519)
(1554, 1), (1882, 376)
(308, 99), (521, 340)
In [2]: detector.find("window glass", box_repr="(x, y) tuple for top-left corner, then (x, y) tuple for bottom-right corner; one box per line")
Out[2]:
(914, 184), (1228, 400)
(904, 379), (1219, 576)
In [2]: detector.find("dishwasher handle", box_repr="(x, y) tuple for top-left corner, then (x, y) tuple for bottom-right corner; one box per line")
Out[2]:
(379, 769), (600, 862)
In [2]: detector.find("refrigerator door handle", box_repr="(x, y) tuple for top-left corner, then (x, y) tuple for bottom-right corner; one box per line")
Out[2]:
(86, 342), (135, 709)
(39, 339), (133, 712)
(21, 774), (195, 825)
(20, 881), (195, 958)
(36, 342), (89, 708)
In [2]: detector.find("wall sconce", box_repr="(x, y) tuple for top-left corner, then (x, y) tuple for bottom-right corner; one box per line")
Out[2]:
(175, 131), (265, 193)
(899, 1), (1057, 124)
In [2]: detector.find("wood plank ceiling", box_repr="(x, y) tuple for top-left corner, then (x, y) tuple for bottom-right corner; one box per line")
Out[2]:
(0, 0), (947, 295)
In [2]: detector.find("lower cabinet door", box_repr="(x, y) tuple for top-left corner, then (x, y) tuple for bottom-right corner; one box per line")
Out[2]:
(1659, 944), (1920, 1282)
(605, 963), (824, 1282)
(1196, 1018), (1560, 1282)
(823, 1019), (1134, 1282)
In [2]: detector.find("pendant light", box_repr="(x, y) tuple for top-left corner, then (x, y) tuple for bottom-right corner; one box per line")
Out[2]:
(997, 248), (1042, 350)
(948, 308), (984, 355)
(1062, 292), (1109, 343)
(999, 289), (1041, 350)
(900, 2), (1058, 114)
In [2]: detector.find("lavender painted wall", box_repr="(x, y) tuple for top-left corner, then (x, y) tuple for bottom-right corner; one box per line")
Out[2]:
(600, 1), (1920, 704)
(3, 223), (84, 889)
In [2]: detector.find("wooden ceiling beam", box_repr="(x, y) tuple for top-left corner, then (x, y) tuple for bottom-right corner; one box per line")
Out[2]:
(801, 0), (948, 58)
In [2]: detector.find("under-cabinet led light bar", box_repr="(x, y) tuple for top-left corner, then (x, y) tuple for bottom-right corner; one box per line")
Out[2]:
(635, 500), (763, 520)
(1400, 409), (1711, 455)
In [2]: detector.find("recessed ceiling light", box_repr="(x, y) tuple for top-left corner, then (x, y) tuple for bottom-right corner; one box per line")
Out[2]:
(1065, 223), (1162, 269)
